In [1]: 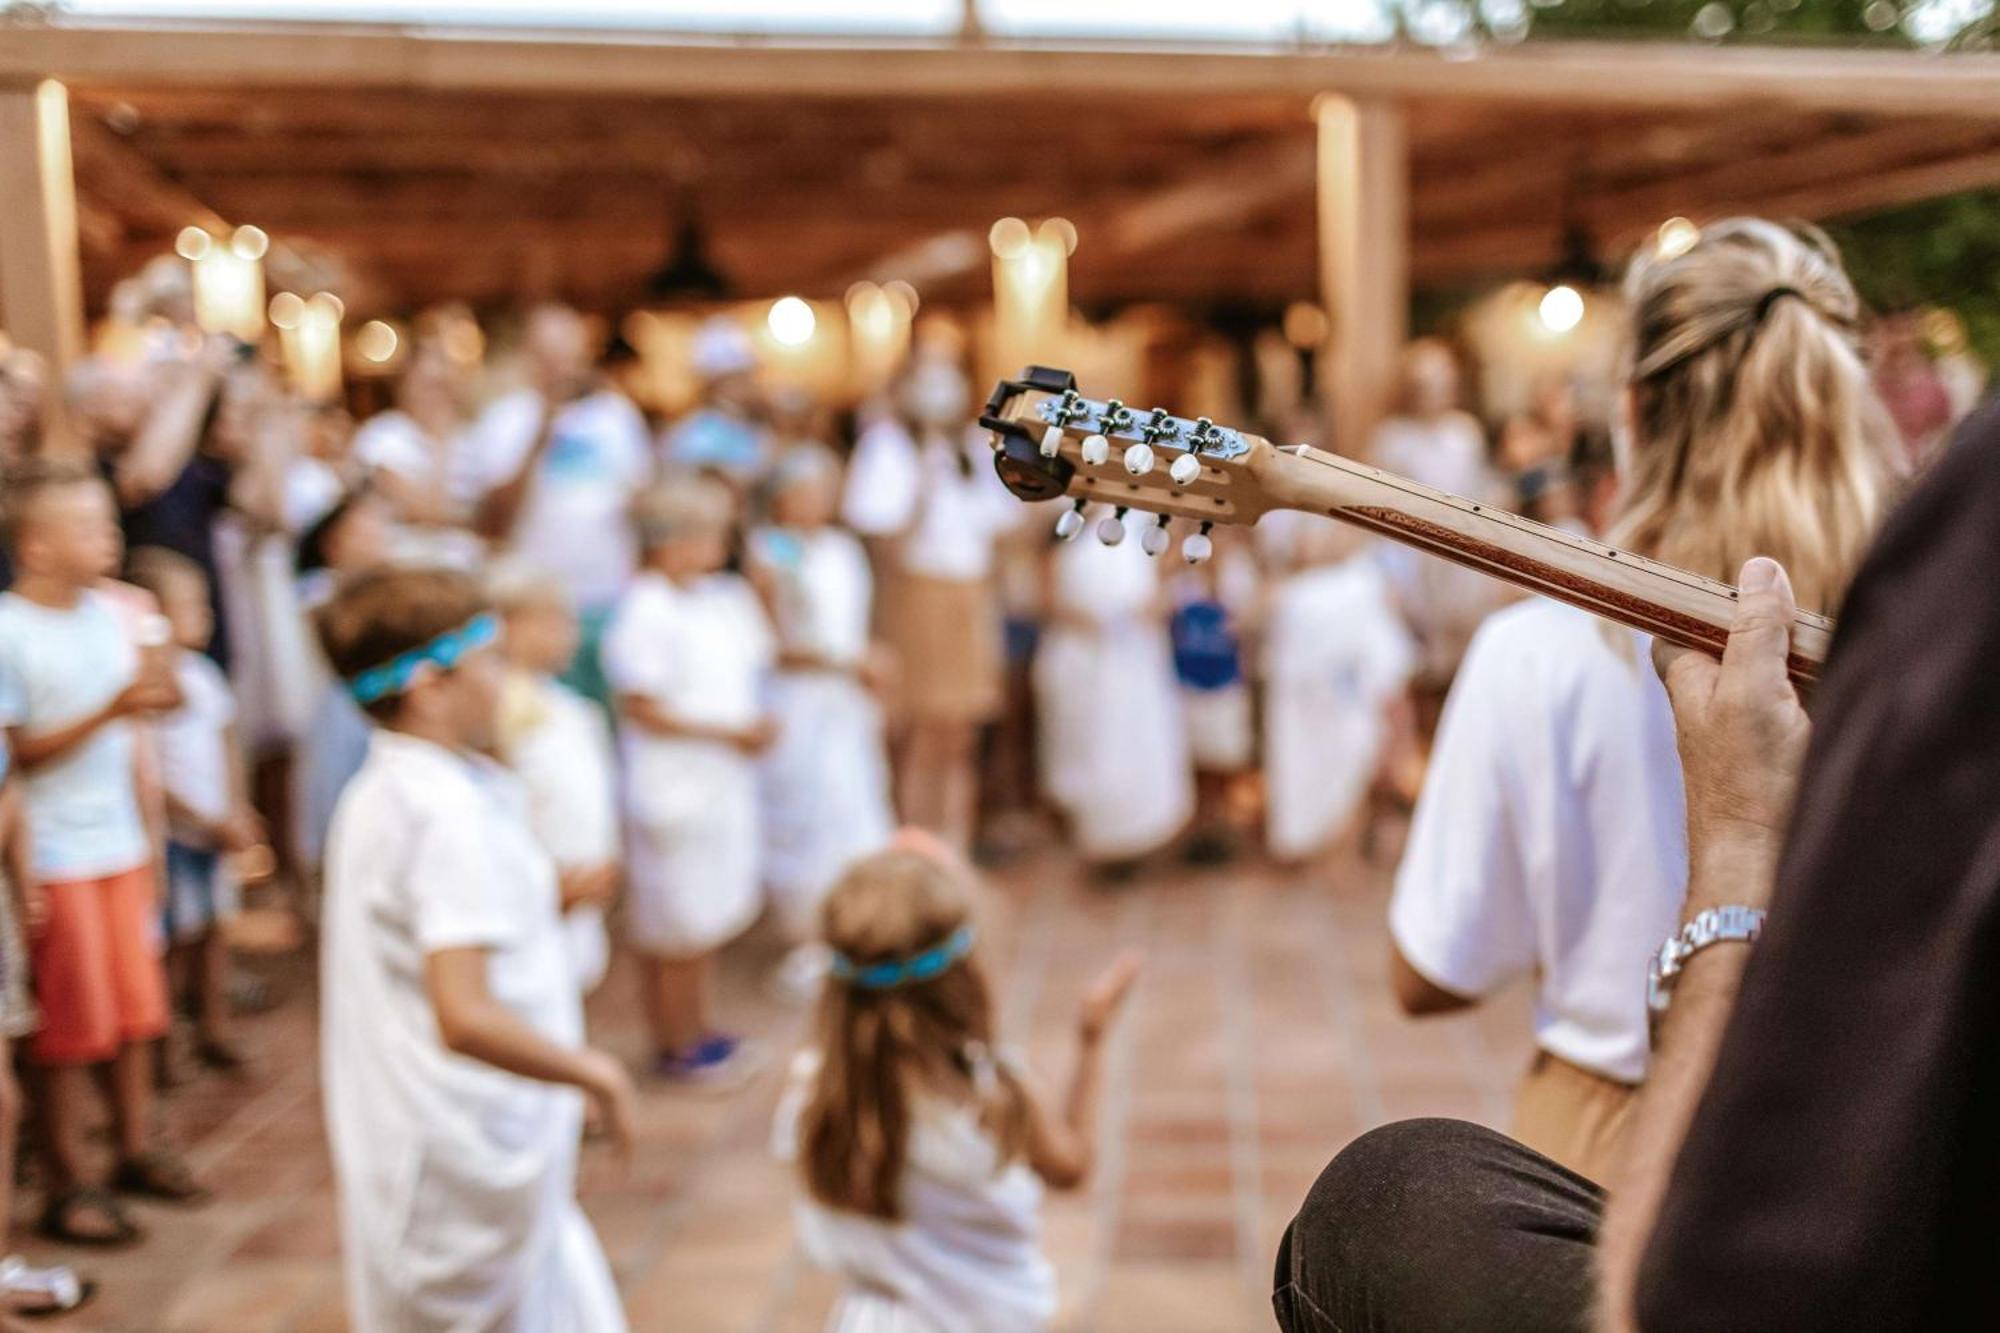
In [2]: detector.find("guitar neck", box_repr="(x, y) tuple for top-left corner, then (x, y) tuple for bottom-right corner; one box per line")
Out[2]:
(1257, 444), (1832, 685)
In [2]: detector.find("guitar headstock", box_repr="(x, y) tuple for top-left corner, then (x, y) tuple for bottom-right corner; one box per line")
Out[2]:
(980, 366), (1274, 563)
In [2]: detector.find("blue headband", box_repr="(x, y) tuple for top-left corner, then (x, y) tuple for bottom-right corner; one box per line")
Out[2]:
(830, 925), (976, 991)
(348, 613), (501, 706)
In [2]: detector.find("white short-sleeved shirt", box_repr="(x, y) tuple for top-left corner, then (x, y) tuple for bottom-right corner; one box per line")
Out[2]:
(900, 429), (1019, 583)
(503, 675), (618, 871)
(157, 650), (238, 841)
(600, 572), (774, 736)
(0, 591), (149, 880)
(751, 526), (873, 669)
(1388, 599), (1688, 1084)
(353, 409), (473, 502)
(464, 389), (652, 610)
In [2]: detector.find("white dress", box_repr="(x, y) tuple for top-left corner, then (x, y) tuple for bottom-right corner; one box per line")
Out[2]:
(1034, 511), (1194, 861)
(752, 527), (895, 938)
(1264, 556), (1416, 860)
(773, 1053), (1056, 1333)
(601, 572), (775, 957)
(500, 675), (621, 994)
(321, 731), (624, 1333)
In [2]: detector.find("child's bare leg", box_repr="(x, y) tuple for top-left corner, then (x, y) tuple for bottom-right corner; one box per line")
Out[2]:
(37, 1065), (91, 1194)
(642, 953), (710, 1057)
(101, 1043), (153, 1163)
(195, 930), (231, 1048)
(0, 1040), (18, 1229)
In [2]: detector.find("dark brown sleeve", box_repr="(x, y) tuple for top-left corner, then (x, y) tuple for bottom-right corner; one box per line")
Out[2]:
(1636, 402), (2000, 1331)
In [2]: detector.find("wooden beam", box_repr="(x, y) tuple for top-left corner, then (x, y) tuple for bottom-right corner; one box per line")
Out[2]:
(10, 23), (2000, 116)
(69, 112), (229, 234)
(0, 80), (85, 449)
(1318, 95), (1407, 455)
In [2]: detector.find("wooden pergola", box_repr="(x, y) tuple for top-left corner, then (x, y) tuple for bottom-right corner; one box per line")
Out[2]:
(6, 15), (2000, 441)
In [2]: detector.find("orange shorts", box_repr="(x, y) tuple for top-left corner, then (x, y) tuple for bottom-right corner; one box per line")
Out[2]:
(29, 866), (169, 1066)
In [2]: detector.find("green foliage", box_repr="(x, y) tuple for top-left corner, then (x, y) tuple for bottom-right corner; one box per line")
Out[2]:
(1828, 190), (2000, 362)
(1527, 0), (1885, 41)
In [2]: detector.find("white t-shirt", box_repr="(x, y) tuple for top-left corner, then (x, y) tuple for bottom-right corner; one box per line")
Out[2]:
(1370, 411), (1495, 501)
(600, 571), (774, 737)
(751, 526), (873, 668)
(353, 409), (474, 503)
(0, 590), (149, 880)
(1388, 599), (1688, 1084)
(844, 421), (1015, 583)
(157, 650), (238, 843)
(464, 389), (652, 610)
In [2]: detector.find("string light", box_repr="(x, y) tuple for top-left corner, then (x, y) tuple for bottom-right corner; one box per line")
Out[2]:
(988, 217), (1031, 260)
(356, 320), (399, 364)
(1539, 284), (1585, 334)
(1656, 216), (1701, 260)
(268, 291), (305, 330)
(174, 227), (211, 261)
(230, 225), (269, 261)
(767, 296), (817, 347)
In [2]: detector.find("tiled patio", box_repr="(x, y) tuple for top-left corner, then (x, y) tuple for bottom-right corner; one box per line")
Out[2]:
(29, 833), (1533, 1332)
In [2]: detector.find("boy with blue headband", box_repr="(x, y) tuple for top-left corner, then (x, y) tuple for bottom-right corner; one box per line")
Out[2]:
(316, 566), (632, 1331)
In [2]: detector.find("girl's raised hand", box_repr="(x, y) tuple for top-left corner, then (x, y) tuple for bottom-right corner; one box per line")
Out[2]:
(1078, 950), (1144, 1045)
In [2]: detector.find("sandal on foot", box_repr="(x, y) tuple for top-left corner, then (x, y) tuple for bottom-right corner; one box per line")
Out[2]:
(0, 1255), (97, 1319)
(112, 1151), (211, 1206)
(34, 1188), (141, 1248)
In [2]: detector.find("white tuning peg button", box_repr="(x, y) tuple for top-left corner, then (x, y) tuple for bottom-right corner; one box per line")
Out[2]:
(1169, 453), (1202, 486)
(1080, 434), (1110, 466)
(1182, 531), (1214, 565)
(1053, 508), (1085, 541)
(1140, 523), (1172, 557)
(1039, 426), (1065, 459)
(1096, 514), (1128, 546)
(1123, 443), (1155, 476)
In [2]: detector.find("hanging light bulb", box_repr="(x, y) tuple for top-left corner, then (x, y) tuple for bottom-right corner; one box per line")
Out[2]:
(1538, 284), (1585, 334)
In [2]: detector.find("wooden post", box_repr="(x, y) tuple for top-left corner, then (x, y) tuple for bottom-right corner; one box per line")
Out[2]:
(1316, 94), (1408, 457)
(0, 79), (85, 451)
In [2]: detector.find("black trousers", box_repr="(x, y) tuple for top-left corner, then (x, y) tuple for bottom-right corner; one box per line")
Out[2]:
(1273, 1118), (1605, 1333)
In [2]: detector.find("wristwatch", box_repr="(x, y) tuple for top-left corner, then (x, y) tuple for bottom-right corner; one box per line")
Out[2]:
(1646, 905), (1766, 1016)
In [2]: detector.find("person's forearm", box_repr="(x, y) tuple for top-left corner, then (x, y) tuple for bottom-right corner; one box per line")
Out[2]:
(9, 706), (122, 771)
(119, 362), (219, 504)
(438, 992), (602, 1092)
(1061, 1034), (1107, 1169)
(474, 409), (556, 540)
(1595, 840), (1776, 1333)
(622, 697), (752, 746)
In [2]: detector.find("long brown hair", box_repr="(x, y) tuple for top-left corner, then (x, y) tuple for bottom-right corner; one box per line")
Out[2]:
(1609, 217), (1894, 613)
(799, 849), (1031, 1222)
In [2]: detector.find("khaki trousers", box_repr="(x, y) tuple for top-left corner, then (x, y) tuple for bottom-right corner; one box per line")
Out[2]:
(1509, 1049), (1639, 1186)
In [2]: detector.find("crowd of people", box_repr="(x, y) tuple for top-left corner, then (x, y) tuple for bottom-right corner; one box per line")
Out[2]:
(0, 208), (1984, 1330)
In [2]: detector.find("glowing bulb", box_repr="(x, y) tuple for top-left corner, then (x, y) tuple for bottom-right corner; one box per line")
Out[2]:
(1656, 217), (1700, 260)
(883, 280), (920, 317)
(988, 217), (1031, 259)
(768, 296), (816, 347)
(175, 226), (212, 261)
(230, 225), (269, 260)
(356, 319), (399, 364)
(1039, 217), (1078, 256)
(308, 291), (344, 322)
(1539, 284), (1585, 334)
(268, 291), (305, 330)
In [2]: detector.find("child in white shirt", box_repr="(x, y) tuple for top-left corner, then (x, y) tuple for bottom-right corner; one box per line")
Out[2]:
(774, 837), (1140, 1332)
(125, 547), (268, 1071)
(488, 563), (620, 997)
(602, 475), (775, 1084)
(747, 447), (894, 998)
(318, 566), (632, 1331)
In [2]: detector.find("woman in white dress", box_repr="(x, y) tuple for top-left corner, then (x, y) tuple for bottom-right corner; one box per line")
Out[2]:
(748, 447), (895, 985)
(316, 567), (635, 1331)
(1264, 519), (1416, 865)
(1035, 507), (1194, 874)
(774, 840), (1140, 1333)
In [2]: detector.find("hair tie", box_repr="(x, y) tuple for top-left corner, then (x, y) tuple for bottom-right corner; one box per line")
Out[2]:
(347, 612), (501, 706)
(1755, 286), (1808, 323)
(831, 924), (976, 991)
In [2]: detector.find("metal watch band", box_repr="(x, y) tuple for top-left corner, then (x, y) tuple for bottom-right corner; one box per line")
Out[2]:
(1647, 905), (1766, 1016)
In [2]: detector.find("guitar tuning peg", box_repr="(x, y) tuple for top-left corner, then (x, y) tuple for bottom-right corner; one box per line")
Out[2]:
(1080, 433), (1110, 466)
(1039, 425), (1065, 459)
(1182, 521), (1215, 565)
(1140, 515), (1172, 557)
(1053, 498), (1086, 541)
(1169, 453), (1202, 487)
(1123, 442), (1155, 477)
(1096, 507), (1129, 547)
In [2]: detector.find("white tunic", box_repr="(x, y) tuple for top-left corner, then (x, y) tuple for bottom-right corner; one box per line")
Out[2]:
(751, 527), (894, 936)
(1264, 557), (1416, 860)
(1034, 512), (1194, 861)
(1388, 600), (1688, 1084)
(500, 675), (621, 994)
(321, 731), (624, 1333)
(773, 1053), (1056, 1333)
(601, 572), (775, 956)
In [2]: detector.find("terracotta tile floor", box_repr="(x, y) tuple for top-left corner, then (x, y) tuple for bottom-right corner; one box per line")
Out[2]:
(28, 832), (1533, 1332)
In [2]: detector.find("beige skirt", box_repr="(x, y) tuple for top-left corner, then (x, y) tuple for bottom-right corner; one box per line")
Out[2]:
(1510, 1048), (1639, 1186)
(882, 571), (1003, 726)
